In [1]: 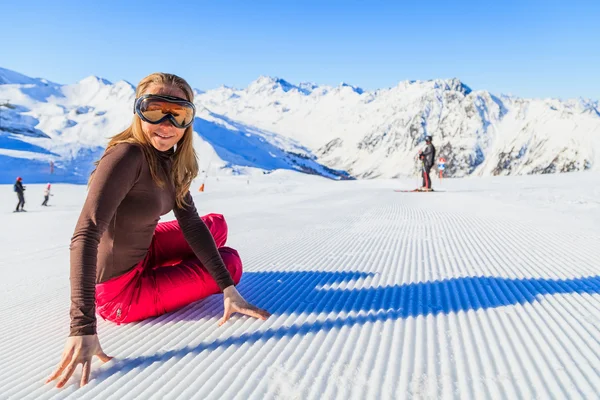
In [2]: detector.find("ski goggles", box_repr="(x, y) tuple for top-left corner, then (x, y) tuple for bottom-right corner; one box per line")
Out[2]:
(134, 94), (196, 129)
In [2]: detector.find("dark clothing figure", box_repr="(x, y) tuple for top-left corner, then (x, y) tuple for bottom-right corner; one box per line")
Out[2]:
(17, 192), (25, 211)
(419, 139), (436, 190)
(422, 164), (432, 189)
(14, 178), (25, 212)
(420, 142), (436, 169)
(42, 184), (52, 206)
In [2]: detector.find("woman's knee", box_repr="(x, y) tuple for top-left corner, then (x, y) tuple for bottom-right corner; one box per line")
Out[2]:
(219, 246), (243, 285)
(202, 213), (228, 247)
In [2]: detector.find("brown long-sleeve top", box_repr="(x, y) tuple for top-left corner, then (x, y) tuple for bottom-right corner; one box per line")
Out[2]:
(69, 142), (235, 336)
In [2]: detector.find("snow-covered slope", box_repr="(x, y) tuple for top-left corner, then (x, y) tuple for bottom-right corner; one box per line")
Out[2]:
(1, 172), (599, 398)
(198, 77), (600, 178)
(0, 67), (349, 184)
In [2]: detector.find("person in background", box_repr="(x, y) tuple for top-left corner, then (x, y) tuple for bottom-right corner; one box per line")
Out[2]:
(418, 136), (436, 191)
(438, 156), (446, 181)
(14, 177), (26, 212)
(42, 183), (53, 206)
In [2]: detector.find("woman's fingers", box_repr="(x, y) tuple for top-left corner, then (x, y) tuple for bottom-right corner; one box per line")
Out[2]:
(45, 350), (72, 383)
(234, 301), (271, 320)
(56, 360), (78, 388)
(218, 306), (232, 326)
(46, 335), (110, 389)
(97, 351), (113, 363)
(79, 351), (111, 386)
(256, 307), (271, 319)
(240, 306), (271, 320)
(80, 361), (91, 387)
(45, 364), (65, 384)
(219, 298), (271, 326)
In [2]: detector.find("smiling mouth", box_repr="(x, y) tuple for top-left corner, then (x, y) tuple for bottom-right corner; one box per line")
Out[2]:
(154, 132), (174, 139)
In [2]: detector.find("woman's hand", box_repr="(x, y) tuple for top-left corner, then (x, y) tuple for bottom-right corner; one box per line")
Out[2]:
(219, 285), (271, 326)
(45, 334), (112, 388)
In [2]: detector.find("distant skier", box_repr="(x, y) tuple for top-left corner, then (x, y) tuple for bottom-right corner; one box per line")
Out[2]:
(438, 156), (446, 180)
(14, 177), (26, 212)
(42, 183), (53, 206)
(418, 136), (436, 191)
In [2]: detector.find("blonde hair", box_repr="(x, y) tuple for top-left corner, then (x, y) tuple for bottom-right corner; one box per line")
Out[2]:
(90, 72), (199, 208)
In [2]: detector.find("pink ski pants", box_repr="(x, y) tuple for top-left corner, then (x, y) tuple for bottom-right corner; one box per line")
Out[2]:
(95, 214), (242, 324)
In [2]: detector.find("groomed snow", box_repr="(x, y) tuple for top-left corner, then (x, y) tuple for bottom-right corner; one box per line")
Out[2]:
(1, 171), (599, 399)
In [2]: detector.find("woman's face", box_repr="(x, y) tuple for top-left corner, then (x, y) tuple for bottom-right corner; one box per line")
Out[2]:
(140, 84), (188, 152)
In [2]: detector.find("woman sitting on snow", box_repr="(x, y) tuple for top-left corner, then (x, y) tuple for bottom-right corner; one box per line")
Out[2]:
(46, 73), (270, 389)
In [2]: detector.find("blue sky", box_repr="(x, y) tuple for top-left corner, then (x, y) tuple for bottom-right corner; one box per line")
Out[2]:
(1, 0), (598, 99)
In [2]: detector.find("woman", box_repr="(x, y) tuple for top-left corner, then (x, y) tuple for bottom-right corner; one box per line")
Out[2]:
(45, 73), (270, 389)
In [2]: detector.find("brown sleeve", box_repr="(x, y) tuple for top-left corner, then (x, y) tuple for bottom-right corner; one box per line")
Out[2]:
(173, 192), (235, 290)
(69, 143), (144, 336)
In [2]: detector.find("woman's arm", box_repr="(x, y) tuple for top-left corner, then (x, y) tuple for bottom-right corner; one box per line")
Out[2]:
(173, 193), (271, 324)
(46, 143), (143, 389)
(69, 143), (143, 336)
(173, 192), (235, 290)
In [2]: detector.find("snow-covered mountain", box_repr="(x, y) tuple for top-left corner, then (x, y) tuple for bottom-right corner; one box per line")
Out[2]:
(198, 76), (600, 178)
(1, 66), (599, 183)
(0, 67), (349, 184)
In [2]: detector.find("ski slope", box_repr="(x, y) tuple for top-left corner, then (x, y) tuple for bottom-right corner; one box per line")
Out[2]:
(0, 172), (599, 399)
